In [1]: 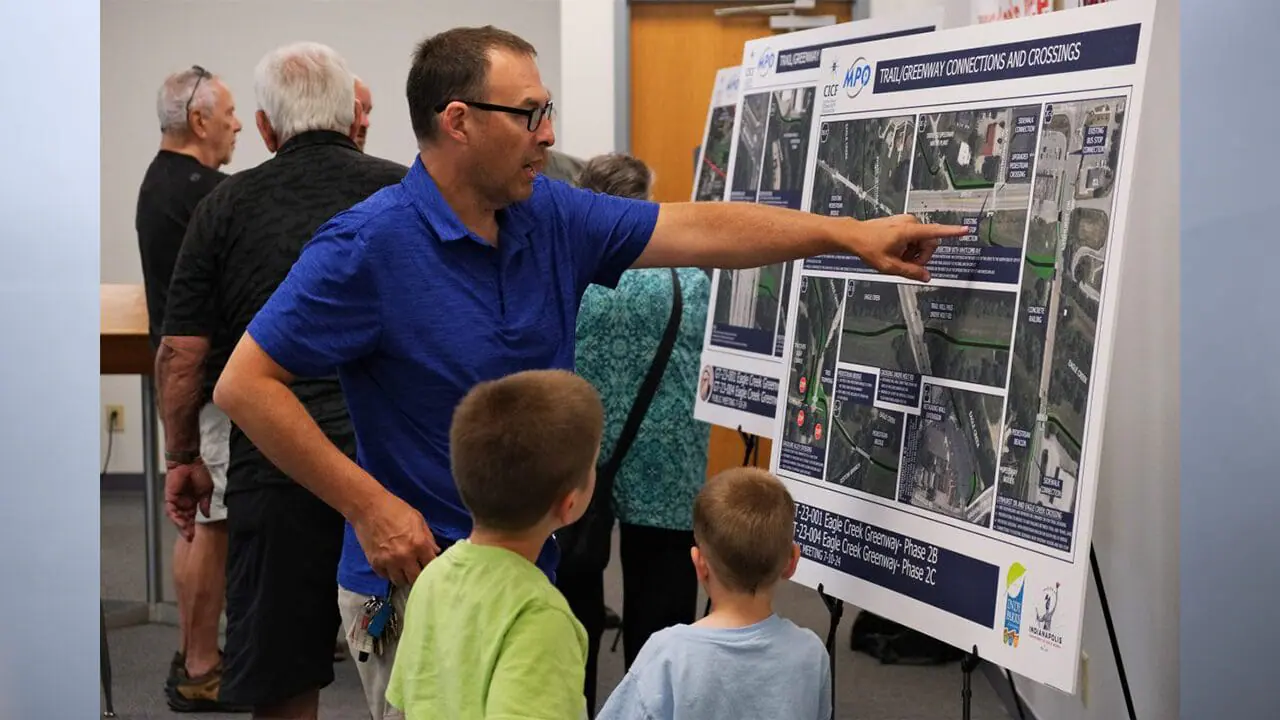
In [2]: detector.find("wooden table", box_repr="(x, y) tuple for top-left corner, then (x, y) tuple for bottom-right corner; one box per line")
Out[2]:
(100, 283), (164, 609)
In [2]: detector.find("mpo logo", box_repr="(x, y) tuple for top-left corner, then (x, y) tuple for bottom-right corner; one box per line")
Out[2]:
(842, 56), (873, 99)
(756, 47), (776, 77)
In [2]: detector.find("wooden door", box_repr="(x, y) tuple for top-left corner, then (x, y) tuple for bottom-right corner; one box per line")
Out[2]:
(629, 2), (854, 479)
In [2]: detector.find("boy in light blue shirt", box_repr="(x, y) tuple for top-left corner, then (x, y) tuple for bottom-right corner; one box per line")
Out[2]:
(597, 468), (832, 720)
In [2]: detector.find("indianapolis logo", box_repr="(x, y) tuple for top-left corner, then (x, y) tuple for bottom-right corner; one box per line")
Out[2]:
(842, 56), (873, 99)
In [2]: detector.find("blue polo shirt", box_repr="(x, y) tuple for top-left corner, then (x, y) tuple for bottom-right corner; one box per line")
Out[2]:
(246, 156), (659, 596)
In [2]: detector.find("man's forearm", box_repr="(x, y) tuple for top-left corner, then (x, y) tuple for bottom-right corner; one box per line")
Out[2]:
(635, 202), (844, 269)
(156, 337), (208, 454)
(213, 355), (386, 521)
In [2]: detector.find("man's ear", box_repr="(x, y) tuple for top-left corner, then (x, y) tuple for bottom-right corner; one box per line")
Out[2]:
(781, 542), (800, 580)
(348, 100), (366, 142)
(438, 101), (471, 144)
(187, 108), (208, 140)
(255, 110), (279, 154)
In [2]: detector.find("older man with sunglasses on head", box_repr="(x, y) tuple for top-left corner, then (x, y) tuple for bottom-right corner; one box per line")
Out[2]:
(135, 63), (244, 713)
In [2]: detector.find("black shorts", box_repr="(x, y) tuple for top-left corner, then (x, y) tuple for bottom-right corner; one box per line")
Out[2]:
(220, 484), (345, 707)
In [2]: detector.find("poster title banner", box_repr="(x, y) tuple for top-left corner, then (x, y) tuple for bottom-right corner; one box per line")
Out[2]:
(873, 24), (1140, 94)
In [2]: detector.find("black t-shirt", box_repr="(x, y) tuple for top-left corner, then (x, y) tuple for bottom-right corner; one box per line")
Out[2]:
(135, 150), (228, 348)
(164, 130), (409, 493)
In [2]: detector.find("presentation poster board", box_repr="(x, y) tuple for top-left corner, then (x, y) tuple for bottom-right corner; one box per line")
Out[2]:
(693, 12), (942, 438)
(691, 66), (741, 204)
(769, 0), (1156, 691)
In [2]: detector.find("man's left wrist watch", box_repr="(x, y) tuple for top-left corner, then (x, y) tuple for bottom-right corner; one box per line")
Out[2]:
(165, 449), (201, 465)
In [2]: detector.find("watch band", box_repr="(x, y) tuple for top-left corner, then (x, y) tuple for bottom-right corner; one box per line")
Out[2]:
(165, 449), (201, 464)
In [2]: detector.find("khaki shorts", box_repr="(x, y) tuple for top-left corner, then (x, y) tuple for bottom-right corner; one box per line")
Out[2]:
(195, 403), (229, 524)
(338, 584), (409, 720)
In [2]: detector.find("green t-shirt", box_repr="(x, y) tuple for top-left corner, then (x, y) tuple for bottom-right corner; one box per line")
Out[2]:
(386, 541), (588, 719)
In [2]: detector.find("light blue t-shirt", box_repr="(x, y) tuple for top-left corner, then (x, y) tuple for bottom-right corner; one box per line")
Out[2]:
(597, 614), (832, 720)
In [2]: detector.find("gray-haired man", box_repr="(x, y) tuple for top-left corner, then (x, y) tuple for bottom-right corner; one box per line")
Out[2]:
(135, 64), (243, 713)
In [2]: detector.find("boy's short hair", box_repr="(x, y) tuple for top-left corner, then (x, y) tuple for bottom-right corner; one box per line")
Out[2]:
(450, 369), (603, 532)
(693, 468), (796, 594)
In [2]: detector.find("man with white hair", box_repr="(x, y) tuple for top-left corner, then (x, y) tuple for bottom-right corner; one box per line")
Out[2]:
(135, 64), (243, 713)
(157, 41), (407, 719)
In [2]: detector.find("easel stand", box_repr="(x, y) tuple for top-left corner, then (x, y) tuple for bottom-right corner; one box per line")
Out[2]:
(982, 543), (1136, 720)
(817, 583), (844, 719)
(1091, 543), (1137, 720)
(960, 645), (980, 720)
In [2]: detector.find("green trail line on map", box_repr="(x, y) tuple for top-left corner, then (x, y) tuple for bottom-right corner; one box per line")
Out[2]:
(1025, 254), (1056, 280)
(1046, 414), (1082, 452)
(833, 418), (899, 473)
(843, 324), (1011, 351)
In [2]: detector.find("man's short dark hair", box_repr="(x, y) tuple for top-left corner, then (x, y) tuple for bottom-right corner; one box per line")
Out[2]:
(407, 25), (537, 143)
(450, 369), (603, 532)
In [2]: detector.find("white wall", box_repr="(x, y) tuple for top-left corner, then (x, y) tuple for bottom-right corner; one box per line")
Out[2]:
(865, 2), (1181, 719)
(558, 0), (619, 158)
(100, 0), (561, 473)
(1180, 0), (1280, 717)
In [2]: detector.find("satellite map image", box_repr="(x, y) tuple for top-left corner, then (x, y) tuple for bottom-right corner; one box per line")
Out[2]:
(695, 105), (736, 202)
(993, 96), (1128, 552)
(826, 369), (904, 499)
(838, 279), (1016, 388)
(810, 114), (916, 220)
(779, 276), (846, 480)
(900, 382), (1002, 527)
(757, 87), (816, 209)
(729, 92), (770, 203)
(907, 104), (1041, 276)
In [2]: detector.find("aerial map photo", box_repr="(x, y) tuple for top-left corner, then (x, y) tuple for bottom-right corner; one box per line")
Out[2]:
(778, 276), (846, 481)
(825, 369), (904, 500)
(757, 87), (816, 209)
(695, 105), (736, 202)
(710, 263), (787, 356)
(729, 92), (770, 203)
(993, 96), (1128, 554)
(900, 382), (1002, 527)
(810, 114), (916, 220)
(907, 104), (1042, 283)
(838, 278), (1017, 388)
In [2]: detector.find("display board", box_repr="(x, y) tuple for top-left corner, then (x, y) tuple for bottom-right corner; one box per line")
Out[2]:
(693, 12), (942, 438)
(691, 66), (741, 204)
(769, 0), (1156, 691)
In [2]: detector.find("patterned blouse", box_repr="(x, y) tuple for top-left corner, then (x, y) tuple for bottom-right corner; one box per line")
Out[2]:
(575, 267), (712, 531)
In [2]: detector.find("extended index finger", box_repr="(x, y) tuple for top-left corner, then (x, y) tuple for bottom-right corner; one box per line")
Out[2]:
(919, 223), (970, 239)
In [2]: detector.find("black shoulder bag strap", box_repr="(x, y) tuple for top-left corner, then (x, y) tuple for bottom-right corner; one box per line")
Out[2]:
(600, 267), (684, 482)
(559, 268), (684, 572)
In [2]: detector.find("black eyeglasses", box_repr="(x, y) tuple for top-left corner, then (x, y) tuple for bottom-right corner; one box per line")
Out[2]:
(434, 99), (554, 132)
(186, 65), (212, 122)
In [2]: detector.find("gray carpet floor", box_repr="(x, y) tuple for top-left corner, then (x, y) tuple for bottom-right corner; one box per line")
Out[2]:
(101, 490), (1011, 719)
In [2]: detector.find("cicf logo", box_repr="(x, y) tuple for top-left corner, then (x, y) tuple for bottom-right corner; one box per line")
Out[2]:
(1002, 562), (1026, 648)
(842, 56), (873, 99)
(757, 47), (776, 77)
(1029, 582), (1064, 650)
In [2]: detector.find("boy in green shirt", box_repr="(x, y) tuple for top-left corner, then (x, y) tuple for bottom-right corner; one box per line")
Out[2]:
(386, 369), (602, 719)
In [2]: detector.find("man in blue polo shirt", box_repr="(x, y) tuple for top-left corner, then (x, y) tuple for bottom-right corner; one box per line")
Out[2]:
(210, 25), (965, 720)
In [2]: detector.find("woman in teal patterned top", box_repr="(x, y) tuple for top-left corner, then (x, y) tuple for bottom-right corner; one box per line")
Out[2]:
(569, 153), (711, 707)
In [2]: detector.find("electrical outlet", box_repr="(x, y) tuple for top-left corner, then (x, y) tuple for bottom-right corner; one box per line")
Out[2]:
(105, 404), (125, 433)
(1080, 651), (1090, 707)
